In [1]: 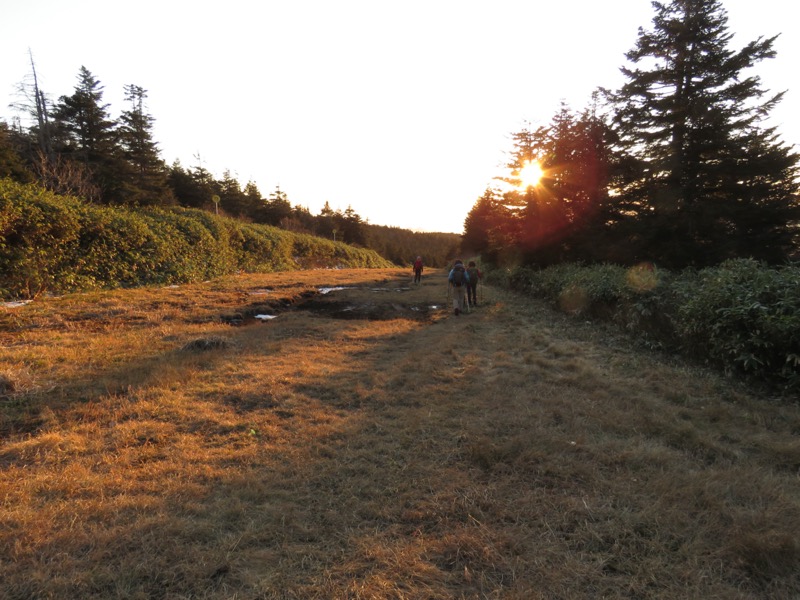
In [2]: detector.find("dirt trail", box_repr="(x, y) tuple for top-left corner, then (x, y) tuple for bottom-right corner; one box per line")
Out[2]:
(2, 268), (799, 599)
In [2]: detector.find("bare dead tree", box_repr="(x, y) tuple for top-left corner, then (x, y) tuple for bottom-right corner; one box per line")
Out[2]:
(32, 149), (100, 201)
(28, 49), (54, 160)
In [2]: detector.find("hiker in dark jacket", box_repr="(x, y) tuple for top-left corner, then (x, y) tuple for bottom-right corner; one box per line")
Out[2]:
(466, 260), (481, 306)
(448, 259), (470, 316)
(412, 256), (423, 283)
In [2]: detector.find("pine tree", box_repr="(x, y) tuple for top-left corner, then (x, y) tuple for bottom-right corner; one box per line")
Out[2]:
(51, 66), (121, 202)
(605, 0), (799, 266)
(117, 84), (173, 205)
(167, 158), (218, 210)
(462, 188), (519, 264)
(341, 205), (367, 246)
(261, 186), (293, 226)
(217, 169), (247, 217)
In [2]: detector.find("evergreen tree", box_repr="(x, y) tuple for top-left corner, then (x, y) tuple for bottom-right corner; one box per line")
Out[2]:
(462, 187), (520, 265)
(168, 158), (217, 210)
(520, 104), (620, 265)
(316, 201), (337, 239)
(341, 205), (367, 246)
(117, 84), (173, 205)
(605, 0), (799, 267)
(51, 66), (121, 202)
(217, 169), (247, 217)
(261, 186), (293, 226)
(240, 180), (267, 221)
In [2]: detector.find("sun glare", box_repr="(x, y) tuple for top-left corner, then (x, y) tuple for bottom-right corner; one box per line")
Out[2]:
(518, 160), (544, 189)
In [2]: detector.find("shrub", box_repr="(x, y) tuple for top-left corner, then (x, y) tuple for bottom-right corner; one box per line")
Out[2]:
(0, 180), (83, 297)
(0, 179), (394, 299)
(673, 259), (800, 388)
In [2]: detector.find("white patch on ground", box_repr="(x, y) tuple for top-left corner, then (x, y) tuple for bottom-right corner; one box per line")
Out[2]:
(1, 300), (32, 308)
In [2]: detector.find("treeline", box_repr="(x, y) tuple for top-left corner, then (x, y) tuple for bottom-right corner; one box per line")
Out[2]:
(364, 224), (460, 268)
(463, 0), (799, 271)
(0, 63), (458, 265)
(0, 179), (393, 299)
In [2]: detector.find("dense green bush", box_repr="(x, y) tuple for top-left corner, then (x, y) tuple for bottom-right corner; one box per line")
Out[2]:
(0, 179), (394, 299)
(0, 181), (83, 297)
(501, 259), (799, 391)
(672, 259), (800, 387)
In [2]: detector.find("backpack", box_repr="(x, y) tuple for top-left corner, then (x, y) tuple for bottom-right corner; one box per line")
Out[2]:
(451, 265), (465, 286)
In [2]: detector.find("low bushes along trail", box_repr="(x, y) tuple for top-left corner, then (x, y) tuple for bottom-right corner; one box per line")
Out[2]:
(1, 268), (799, 599)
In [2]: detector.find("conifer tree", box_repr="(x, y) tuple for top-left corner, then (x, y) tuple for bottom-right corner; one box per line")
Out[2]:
(117, 84), (173, 205)
(51, 66), (121, 202)
(342, 205), (367, 246)
(261, 186), (293, 226)
(462, 188), (519, 264)
(605, 0), (799, 266)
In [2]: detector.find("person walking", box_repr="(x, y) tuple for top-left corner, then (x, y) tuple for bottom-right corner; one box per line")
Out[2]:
(412, 256), (424, 284)
(448, 259), (470, 316)
(466, 260), (482, 306)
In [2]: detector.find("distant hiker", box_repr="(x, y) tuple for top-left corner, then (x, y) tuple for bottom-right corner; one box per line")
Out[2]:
(448, 259), (470, 316)
(466, 260), (482, 306)
(413, 256), (424, 283)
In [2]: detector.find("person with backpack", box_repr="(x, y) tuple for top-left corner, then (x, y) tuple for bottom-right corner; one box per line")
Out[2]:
(466, 260), (482, 306)
(412, 256), (424, 283)
(448, 259), (470, 316)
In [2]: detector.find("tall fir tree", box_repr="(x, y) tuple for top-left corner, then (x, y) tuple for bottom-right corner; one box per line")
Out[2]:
(605, 0), (799, 267)
(51, 66), (121, 203)
(261, 186), (293, 226)
(462, 187), (520, 265)
(117, 84), (174, 205)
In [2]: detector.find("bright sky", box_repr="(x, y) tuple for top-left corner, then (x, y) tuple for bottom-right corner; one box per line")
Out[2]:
(2, 1), (798, 233)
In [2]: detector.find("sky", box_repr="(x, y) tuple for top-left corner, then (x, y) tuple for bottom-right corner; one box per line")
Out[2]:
(2, 0), (799, 234)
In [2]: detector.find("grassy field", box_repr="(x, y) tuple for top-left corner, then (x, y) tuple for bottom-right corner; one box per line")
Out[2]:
(1, 268), (799, 599)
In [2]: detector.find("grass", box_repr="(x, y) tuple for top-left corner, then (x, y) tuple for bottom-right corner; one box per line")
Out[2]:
(1, 268), (799, 599)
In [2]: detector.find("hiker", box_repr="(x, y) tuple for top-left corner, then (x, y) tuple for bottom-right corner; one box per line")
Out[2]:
(466, 260), (482, 306)
(412, 256), (424, 283)
(448, 259), (470, 316)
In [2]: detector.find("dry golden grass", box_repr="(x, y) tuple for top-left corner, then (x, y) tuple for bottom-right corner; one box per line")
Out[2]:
(1, 268), (799, 599)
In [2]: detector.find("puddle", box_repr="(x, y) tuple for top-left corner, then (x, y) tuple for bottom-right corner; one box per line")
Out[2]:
(255, 314), (277, 320)
(319, 287), (350, 294)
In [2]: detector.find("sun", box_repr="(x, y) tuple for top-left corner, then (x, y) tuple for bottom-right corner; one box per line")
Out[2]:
(518, 160), (544, 189)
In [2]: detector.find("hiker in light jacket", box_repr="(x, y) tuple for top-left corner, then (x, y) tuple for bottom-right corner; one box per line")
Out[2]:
(448, 259), (470, 316)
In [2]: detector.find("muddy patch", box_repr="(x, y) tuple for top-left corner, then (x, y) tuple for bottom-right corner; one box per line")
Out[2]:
(297, 299), (437, 320)
(219, 283), (442, 324)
